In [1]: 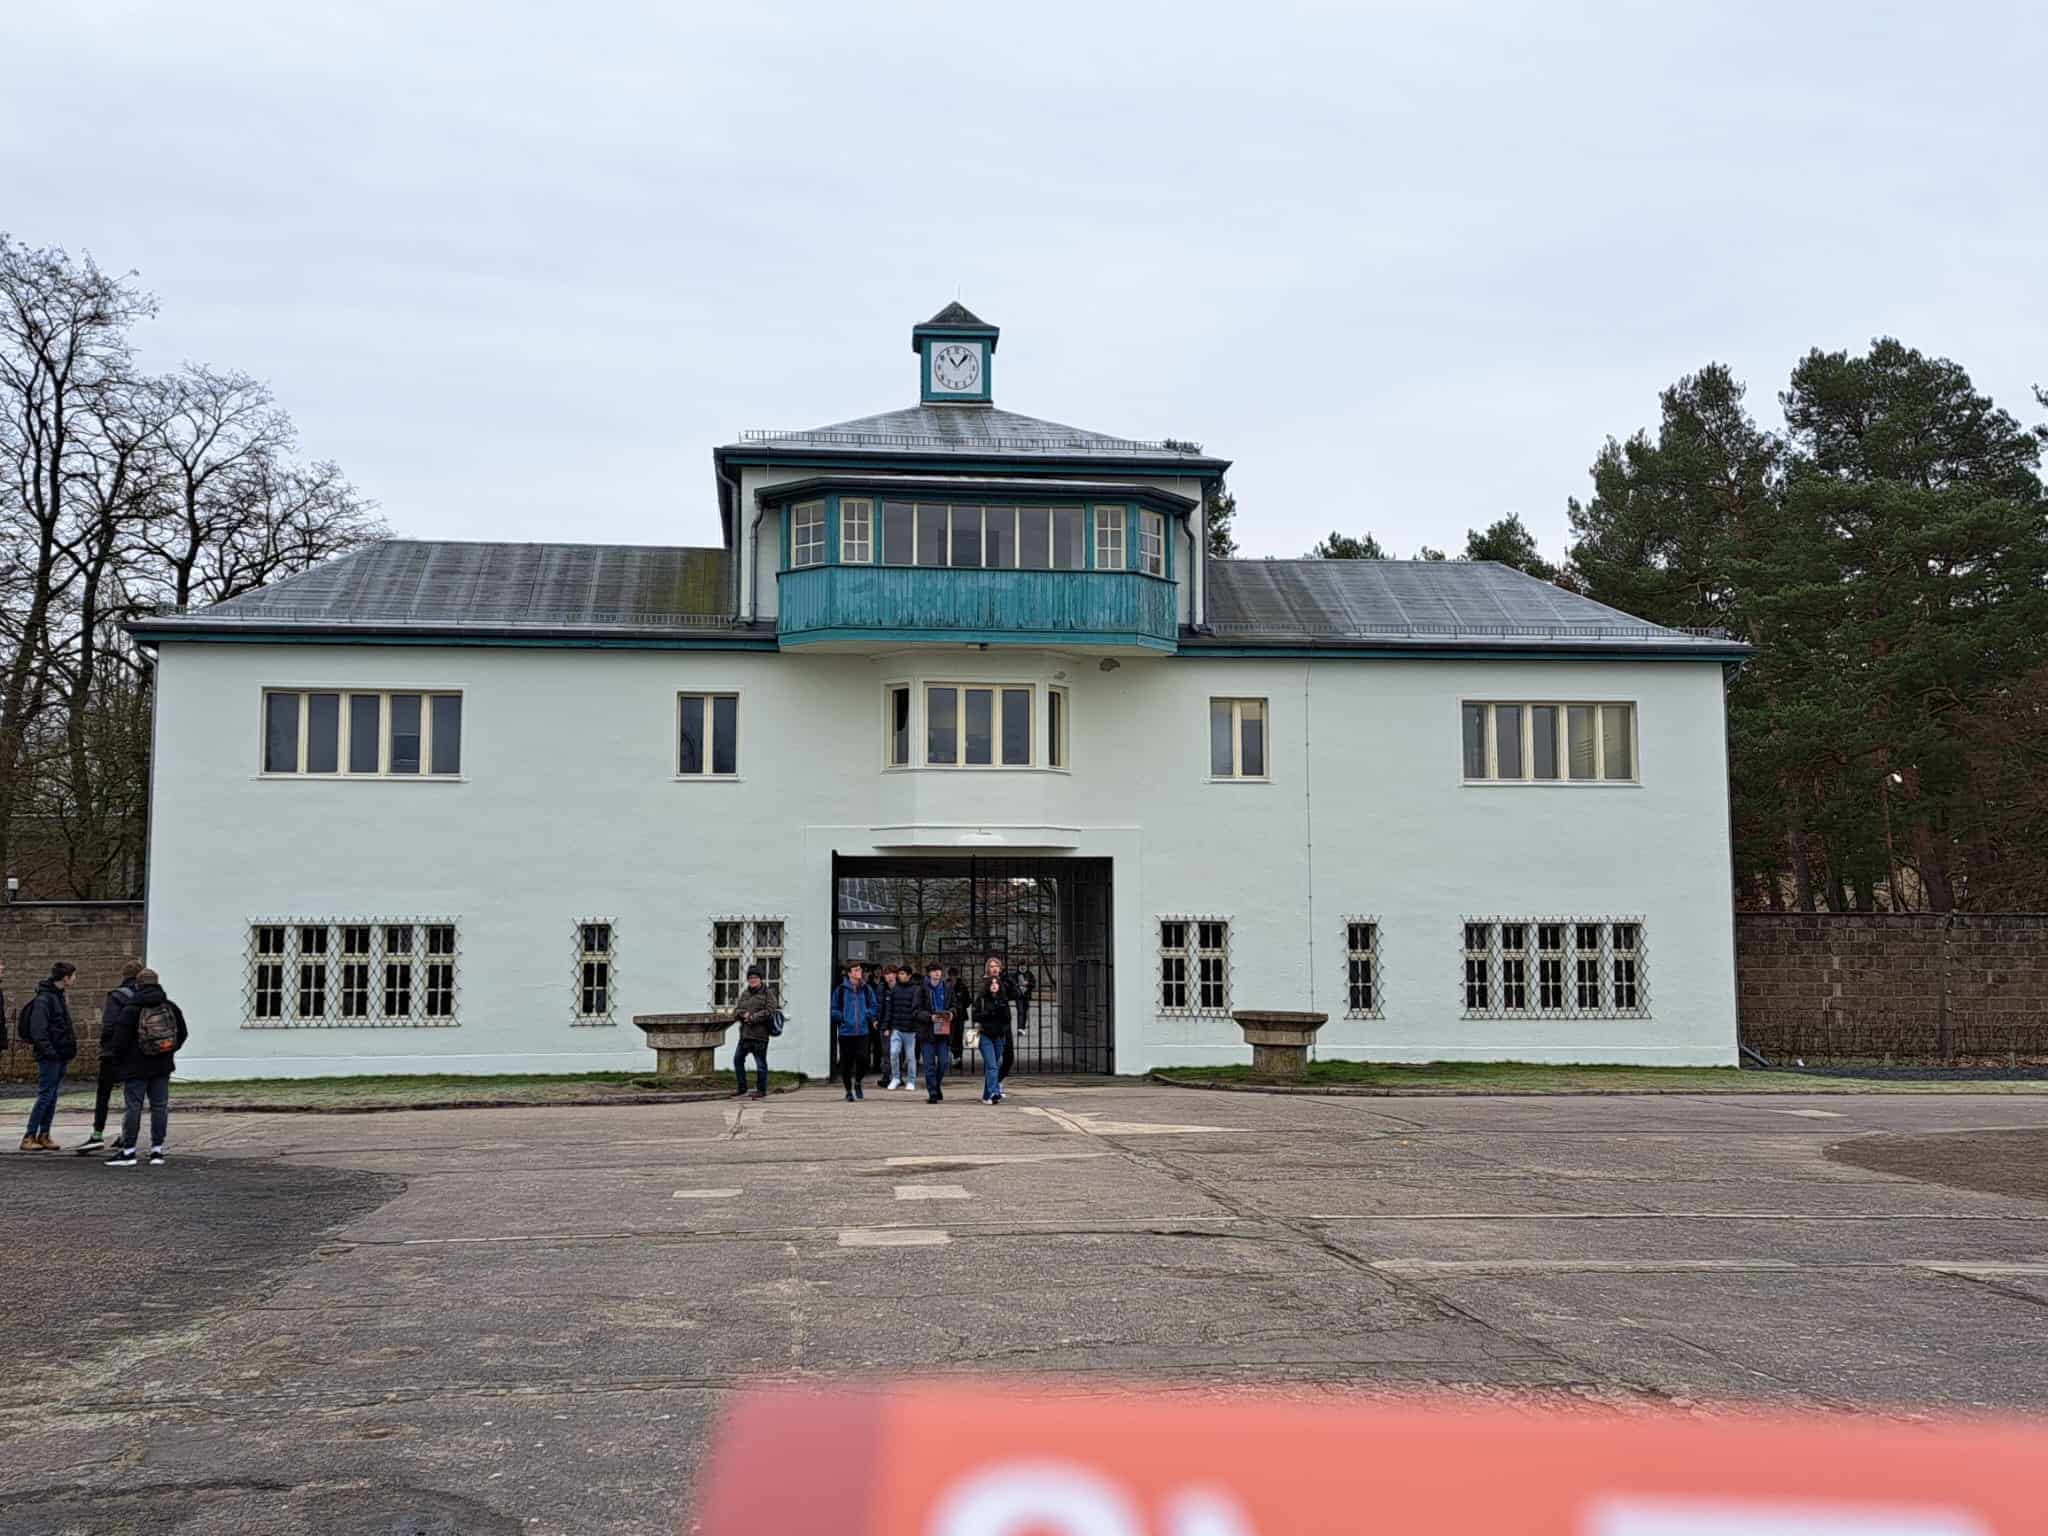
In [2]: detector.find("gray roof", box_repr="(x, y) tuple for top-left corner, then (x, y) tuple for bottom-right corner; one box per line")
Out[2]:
(728, 404), (1222, 466)
(1200, 559), (1744, 652)
(915, 301), (994, 329)
(133, 540), (746, 638)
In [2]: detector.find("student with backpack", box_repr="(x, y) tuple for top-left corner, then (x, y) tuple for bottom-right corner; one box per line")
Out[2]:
(729, 964), (779, 1100)
(74, 958), (142, 1155)
(829, 962), (876, 1101)
(102, 967), (188, 1168)
(18, 961), (78, 1152)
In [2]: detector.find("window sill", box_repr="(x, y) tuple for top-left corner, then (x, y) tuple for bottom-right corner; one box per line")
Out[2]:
(1460, 778), (1640, 788)
(1207, 776), (1271, 785)
(885, 764), (1070, 775)
(673, 775), (745, 783)
(253, 774), (467, 783)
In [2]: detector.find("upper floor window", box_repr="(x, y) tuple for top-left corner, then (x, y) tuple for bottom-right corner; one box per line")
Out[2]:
(1462, 702), (1635, 783)
(1095, 508), (1127, 571)
(1139, 510), (1167, 577)
(678, 693), (738, 777)
(886, 684), (912, 767)
(791, 501), (826, 568)
(878, 503), (1088, 570)
(262, 690), (461, 778)
(1209, 697), (1268, 780)
(840, 498), (873, 564)
(884, 681), (1064, 770)
(1047, 686), (1068, 770)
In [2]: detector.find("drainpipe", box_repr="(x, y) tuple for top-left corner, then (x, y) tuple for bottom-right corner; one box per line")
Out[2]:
(716, 464), (745, 618)
(1183, 514), (1202, 629)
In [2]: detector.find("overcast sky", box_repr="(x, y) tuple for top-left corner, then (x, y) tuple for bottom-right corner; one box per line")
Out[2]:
(5, 1), (2042, 562)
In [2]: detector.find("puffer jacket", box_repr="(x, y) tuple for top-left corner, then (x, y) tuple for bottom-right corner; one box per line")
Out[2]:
(881, 979), (922, 1033)
(24, 981), (77, 1064)
(732, 984), (779, 1046)
(105, 982), (187, 1080)
(100, 984), (137, 1054)
(830, 979), (877, 1038)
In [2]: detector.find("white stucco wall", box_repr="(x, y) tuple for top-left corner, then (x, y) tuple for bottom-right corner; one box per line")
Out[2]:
(143, 640), (1738, 1079)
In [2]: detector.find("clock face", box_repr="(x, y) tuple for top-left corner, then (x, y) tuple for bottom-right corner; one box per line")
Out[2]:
(930, 342), (983, 393)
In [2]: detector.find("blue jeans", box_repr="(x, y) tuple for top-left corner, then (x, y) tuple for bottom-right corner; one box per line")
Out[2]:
(25, 1058), (66, 1139)
(922, 1038), (949, 1095)
(979, 1033), (1003, 1100)
(888, 1030), (917, 1084)
(733, 1040), (768, 1095)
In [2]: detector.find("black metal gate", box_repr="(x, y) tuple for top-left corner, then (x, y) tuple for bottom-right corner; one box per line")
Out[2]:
(829, 854), (1114, 1074)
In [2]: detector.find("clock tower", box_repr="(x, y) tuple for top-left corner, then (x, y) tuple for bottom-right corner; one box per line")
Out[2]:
(913, 302), (998, 405)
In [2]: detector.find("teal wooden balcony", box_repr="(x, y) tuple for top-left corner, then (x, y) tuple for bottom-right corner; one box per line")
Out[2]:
(776, 566), (1179, 652)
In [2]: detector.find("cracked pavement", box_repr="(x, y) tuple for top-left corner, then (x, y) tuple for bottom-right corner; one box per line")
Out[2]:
(4, 1083), (2048, 1533)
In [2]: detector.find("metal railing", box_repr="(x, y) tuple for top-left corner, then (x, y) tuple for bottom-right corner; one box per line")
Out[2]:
(1199, 619), (1735, 642)
(147, 601), (750, 630)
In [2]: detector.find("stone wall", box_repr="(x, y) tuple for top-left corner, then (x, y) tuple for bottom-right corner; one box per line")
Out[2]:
(0, 902), (146, 1082)
(1738, 913), (2048, 1061)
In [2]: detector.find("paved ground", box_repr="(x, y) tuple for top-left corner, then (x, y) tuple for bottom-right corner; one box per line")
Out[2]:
(3, 1082), (2048, 1534)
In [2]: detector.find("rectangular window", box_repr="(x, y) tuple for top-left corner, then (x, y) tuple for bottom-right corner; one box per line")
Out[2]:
(887, 685), (911, 767)
(1018, 506), (1051, 570)
(882, 501), (915, 565)
(1462, 919), (1646, 1019)
(575, 921), (615, 1024)
(1345, 920), (1380, 1017)
(1139, 510), (1167, 577)
(263, 690), (461, 778)
(949, 505), (984, 568)
(916, 503), (948, 566)
(1051, 508), (1085, 571)
(1094, 508), (1126, 571)
(1209, 698), (1268, 779)
(712, 918), (785, 1009)
(678, 693), (739, 777)
(1047, 687), (1067, 770)
(999, 687), (1031, 766)
(840, 499), (873, 564)
(1465, 702), (1636, 783)
(1159, 918), (1230, 1016)
(984, 506), (1016, 569)
(926, 685), (958, 765)
(791, 501), (826, 568)
(963, 687), (994, 765)
(247, 919), (457, 1028)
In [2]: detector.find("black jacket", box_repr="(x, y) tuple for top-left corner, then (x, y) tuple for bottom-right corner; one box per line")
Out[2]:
(24, 981), (77, 1064)
(880, 979), (922, 1033)
(912, 978), (960, 1042)
(100, 984), (137, 1054)
(970, 981), (1012, 1039)
(105, 983), (188, 1081)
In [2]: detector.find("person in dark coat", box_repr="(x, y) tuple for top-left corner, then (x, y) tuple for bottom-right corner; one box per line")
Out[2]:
(913, 962), (957, 1103)
(970, 968), (1012, 1105)
(730, 965), (778, 1100)
(881, 961), (922, 1090)
(1004, 966), (1034, 1084)
(19, 962), (78, 1152)
(829, 962), (877, 1101)
(75, 958), (142, 1154)
(102, 967), (188, 1168)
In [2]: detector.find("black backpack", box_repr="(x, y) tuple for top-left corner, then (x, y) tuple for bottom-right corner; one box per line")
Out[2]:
(15, 998), (36, 1046)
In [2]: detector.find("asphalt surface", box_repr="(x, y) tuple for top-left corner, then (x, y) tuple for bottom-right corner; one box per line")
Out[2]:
(3, 1083), (2047, 1534)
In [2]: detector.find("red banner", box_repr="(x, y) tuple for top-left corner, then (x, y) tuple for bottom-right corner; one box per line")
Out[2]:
(693, 1384), (2043, 1534)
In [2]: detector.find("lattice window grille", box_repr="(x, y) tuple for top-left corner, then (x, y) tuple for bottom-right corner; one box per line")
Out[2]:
(1158, 915), (1232, 1017)
(245, 918), (459, 1028)
(709, 917), (787, 1010)
(1343, 918), (1383, 1018)
(573, 920), (616, 1025)
(1459, 917), (1648, 1019)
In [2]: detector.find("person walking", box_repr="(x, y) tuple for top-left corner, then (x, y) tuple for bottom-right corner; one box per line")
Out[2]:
(1004, 965), (1034, 1085)
(945, 967), (967, 1068)
(971, 968), (1012, 1105)
(19, 962), (78, 1152)
(830, 961), (877, 1101)
(74, 958), (142, 1155)
(882, 961), (921, 1090)
(730, 964), (777, 1100)
(102, 967), (187, 1168)
(866, 963), (888, 1082)
(914, 961), (956, 1104)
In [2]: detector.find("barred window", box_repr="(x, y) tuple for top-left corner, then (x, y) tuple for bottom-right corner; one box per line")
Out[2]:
(1160, 917), (1230, 1016)
(246, 919), (459, 1027)
(262, 690), (462, 777)
(712, 918), (786, 1009)
(1344, 920), (1381, 1018)
(575, 921), (615, 1024)
(1460, 918), (1647, 1019)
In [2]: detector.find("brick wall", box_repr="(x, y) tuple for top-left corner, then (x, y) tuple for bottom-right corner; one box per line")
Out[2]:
(0, 902), (146, 1082)
(1738, 913), (2048, 1061)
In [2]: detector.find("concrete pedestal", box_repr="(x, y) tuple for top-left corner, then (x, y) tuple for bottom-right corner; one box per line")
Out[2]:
(633, 1013), (735, 1080)
(1231, 1010), (1329, 1080)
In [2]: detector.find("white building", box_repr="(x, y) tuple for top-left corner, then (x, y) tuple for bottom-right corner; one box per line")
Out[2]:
(133, 305), (1748, 1080)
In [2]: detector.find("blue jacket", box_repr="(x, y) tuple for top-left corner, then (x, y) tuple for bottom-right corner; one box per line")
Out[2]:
(830, 980), (877, 1038)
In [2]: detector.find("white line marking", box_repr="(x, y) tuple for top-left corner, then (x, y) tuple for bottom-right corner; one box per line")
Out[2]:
(1756, 1107), (1846, 1119)
(886, 1153), (1108, 1167)
(1309, 1211), (2048, 1222)
(672, 1188), (742, 1200)
(895, 1184), (972, 1201)
(838, 1228), (950, 1247)
(1914, 1262), (2048, 1277)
